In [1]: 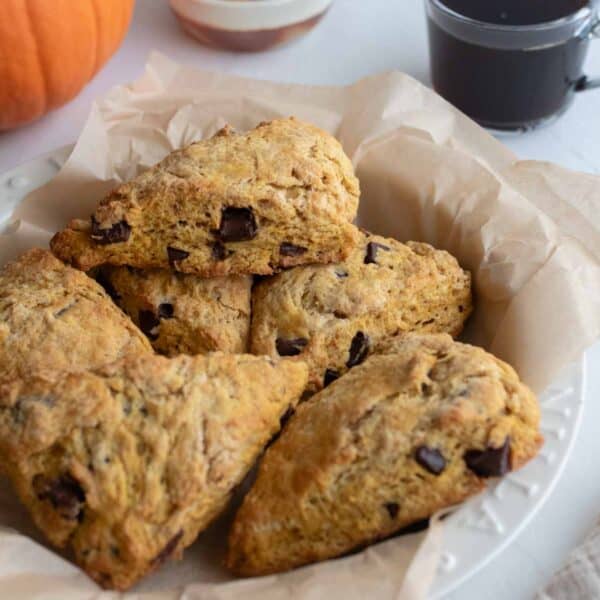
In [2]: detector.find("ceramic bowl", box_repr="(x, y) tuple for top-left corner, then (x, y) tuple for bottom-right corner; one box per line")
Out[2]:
(170, 0), (334, 52)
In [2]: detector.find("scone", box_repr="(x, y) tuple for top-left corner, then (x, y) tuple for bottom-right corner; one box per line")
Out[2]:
(0, 249), (151, 382)
(226, 333), (542, 576)
(97, 266), (251, 355)
(0, 352), (308, 590)
(51, 118), (360, 277)
(250, 231), (472, 391)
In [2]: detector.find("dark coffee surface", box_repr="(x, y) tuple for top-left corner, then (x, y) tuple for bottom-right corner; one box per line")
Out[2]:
(439, 0), (589, 26)
(428, 2), (590, 128)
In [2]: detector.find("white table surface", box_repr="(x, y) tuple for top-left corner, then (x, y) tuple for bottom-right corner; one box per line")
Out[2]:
(1, 1), (599, 598)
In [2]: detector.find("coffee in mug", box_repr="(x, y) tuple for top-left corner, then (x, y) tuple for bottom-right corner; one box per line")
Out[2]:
(426, 0), (600, 132)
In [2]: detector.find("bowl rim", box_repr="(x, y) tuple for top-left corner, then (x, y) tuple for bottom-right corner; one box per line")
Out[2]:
(170, 0), (334, 31)
(178, 0), (323, 8)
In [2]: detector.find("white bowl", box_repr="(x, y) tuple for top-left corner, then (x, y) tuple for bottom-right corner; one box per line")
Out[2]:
(170, 0), (334, 52)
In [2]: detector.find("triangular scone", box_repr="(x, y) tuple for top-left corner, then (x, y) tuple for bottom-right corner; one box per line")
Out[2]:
(251, 231), (472, 391)
(0, 249), (152, 382)
(0, 352), (308, 590)
(226, 334), (542, 576)
(51, 118), (360, 277)
(98, 266), (252, 355)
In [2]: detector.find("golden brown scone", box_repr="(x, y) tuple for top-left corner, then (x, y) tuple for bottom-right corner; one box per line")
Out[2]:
(250, 231), (472, 391)
(98, 266), (251, 356)
(0, 352), (308, 590)
(51, 118), (360, 277)
(0, 249), (151, 382)
(226, 334), (542, 576)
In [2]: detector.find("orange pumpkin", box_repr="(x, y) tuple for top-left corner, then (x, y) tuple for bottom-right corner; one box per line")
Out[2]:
(0, 0), (135, 130)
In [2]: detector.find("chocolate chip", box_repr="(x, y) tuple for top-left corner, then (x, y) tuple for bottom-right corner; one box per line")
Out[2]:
(139, 310), (160, 340)
(33, 474), (85, 521)
(158, 303), (174, 319)
(384, 502), (400, 519)
(218, 207), (257, 242)
(458, 305), (464, 313)
(464, 437), (511, 478)
(323, 369), (340, 387)
(364, 242), (391, 265)
(211, 241), (227, 261)
(421, 382), (434, 396)
(346, 332), (370, 368)
(90, 217), (131, 245)
(276, 337), (308, 357)
(335, 270), (349, 279)
(280, 242), (307, 257)
(150, 530), (183, 567)
(167, 247), (190, 267)
(415, 446), (447, 475)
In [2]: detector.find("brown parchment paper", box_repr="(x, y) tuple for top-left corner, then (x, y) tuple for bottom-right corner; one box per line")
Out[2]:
(1, 52), (599, 599)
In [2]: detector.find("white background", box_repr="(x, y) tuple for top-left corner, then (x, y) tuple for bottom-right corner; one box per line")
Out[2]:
(1, 1), (600, 598)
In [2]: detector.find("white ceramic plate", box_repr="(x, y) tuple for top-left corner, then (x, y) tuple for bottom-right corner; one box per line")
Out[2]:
(0, 148), (586, 598)
(431, 359), (585, 597)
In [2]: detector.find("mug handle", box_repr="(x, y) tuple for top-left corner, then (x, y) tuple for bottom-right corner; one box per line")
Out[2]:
(576, 16), (600, 91)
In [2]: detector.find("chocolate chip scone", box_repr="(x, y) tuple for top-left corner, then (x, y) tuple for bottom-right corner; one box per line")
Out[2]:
(51, 118), (360, 277)
(97, 266), (251, 355)
(250, 231), (472, 391)
(226, 333), (542, 576)
(0, 352), (308, 590)
(0, 249), (151, 382)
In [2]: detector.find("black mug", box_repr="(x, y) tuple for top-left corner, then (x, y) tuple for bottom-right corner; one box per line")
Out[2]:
(426, 0), (600, 132)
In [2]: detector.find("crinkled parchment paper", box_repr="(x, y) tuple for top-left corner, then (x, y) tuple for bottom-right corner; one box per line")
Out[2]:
(1, 52), (600, 599)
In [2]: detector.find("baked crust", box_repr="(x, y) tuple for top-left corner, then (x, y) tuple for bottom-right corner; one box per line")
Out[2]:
(51, 118), (360, 277)
(226, 333), (542, 576)
(0, 248), (151, 383)
(251, 231), (472, 391)
(99, 266), (251, 356)
(0, 352), (308, 590)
